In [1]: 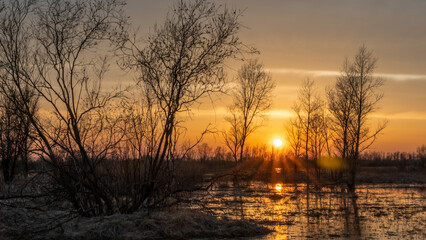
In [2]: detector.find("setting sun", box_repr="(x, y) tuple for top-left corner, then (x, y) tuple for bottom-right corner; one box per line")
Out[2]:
(273, 138), (283, 147)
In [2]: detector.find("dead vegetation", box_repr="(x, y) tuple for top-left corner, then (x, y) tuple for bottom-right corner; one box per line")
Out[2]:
(0, 207), (270, 240)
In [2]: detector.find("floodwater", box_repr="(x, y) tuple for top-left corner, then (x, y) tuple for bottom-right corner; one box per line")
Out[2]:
(194, 182), (426, 239)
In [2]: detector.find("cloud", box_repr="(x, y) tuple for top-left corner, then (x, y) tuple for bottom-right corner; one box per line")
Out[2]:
(266, 68), (426, 82)
(191, 108), (228, 117)
(267, 68), (338, 77)
(371, 112), (426, 121)
(265, 109), (293, 118)
(189, 108), (293, 119)
(374, 73), (426, 82)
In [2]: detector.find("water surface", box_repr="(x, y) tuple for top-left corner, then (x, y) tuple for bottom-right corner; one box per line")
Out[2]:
(194, 183), (426, 239)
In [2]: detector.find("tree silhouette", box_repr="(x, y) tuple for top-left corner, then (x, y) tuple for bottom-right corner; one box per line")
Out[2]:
(119, 0), (251, 208)
(223, 59), (275, 164)
(328, 46), (387, 191)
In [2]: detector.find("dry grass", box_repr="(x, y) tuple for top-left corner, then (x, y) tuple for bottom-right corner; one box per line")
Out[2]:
(0, 208), (271, 240)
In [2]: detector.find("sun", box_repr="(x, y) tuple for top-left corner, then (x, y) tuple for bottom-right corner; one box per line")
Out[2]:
(273, 138), (283, 147)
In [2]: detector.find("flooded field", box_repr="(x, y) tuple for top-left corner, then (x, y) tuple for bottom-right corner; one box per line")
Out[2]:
(194, 182), (426, 239)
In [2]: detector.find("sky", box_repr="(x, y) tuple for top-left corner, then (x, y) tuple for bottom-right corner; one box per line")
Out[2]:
(121, 0), (426, 153)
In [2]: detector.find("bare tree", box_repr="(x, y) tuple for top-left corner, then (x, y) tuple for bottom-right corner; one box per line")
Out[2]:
(417, 144), (426, 168)
(327, 59), (356, 181)
(349, 46), (387, 191)
(119, 0), (251, 207)
(285, 111), (304, 181)
(308, 104), (329, 180)
(0, 0), (128, 215)
(0, 0), (38, 182)
(213, 146), (226, 161)
(328, 45), (387, 191)
(224, 109), (241, 164)
(31, 0), (127, 215)
(289, 79), (323, 184)
(223, 59), (275, 164)
(286, 114), (303, 161)
(196, 143), (212, 162)
(0, 97), (23, 182)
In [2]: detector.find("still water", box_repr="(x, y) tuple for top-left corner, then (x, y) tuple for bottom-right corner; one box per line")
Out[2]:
(194, 182), (426, 239)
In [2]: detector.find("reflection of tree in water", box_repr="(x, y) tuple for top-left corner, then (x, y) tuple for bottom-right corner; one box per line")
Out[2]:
(205, 183), (424, 239)
(233, 184), (363, 237)
(342, 193), (361, 237)
(304, 187), (362, 238)
(230, 179), (249, 220)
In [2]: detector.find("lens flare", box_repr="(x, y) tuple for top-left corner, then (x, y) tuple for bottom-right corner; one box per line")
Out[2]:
(317, 156), (346, 170)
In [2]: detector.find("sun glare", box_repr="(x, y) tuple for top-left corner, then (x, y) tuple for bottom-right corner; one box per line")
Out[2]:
(273, 138), (283, 147)
(275, 183), (282, 192)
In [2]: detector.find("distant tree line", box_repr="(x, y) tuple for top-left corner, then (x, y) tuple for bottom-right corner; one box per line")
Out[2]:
(181, 143), (426, 172)
(359, 147), (426, 169)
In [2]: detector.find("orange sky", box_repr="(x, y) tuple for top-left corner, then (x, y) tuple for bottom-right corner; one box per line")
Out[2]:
(118, 0), (426, 153)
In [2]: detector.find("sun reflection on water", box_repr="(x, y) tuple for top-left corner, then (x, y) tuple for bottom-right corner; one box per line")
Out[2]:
(199, 183), (425, 239)
(275, 183), (282, 192)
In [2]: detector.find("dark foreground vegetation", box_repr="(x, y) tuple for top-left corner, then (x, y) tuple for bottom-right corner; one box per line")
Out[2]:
(1, 154), (424, 239)
(0, 207), (270, 239)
